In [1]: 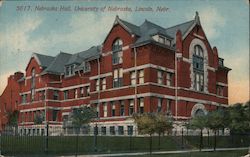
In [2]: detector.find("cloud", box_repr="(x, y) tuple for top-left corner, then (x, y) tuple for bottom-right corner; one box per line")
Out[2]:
(199, 7), (226, 39)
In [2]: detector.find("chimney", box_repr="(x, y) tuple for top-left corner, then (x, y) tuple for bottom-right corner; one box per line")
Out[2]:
(176, 30), (183, 53)
(213, 46), (219, 68)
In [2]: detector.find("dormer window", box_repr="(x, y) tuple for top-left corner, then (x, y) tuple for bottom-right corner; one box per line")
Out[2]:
(112, 38), (123, 65)
(153, 35), (171, 46)
(65, 65), (75, 77)
(83, 62), (91, 73)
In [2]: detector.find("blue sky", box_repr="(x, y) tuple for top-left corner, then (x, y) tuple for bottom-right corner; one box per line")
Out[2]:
(0, 0), (249, 104)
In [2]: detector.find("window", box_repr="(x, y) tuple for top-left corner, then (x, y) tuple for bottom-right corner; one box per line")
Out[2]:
(193, 45), (204, 92)
(96, 104), (99, 118)
(113, 68), (123, 88)
(127, 126), (133, 135)
(112, 39), (123, 64)
(96, 79), (100, 91)
(110, 126), (115, 135)
(218, 58), (224, 67)
(101, 127), (106, 135)
(120, 101), (125, 116)
(138, 98), (144, 114)
(83, 62), (91, 73)
(39, 90), (45, 101)
(157, 70), (163, 84)
(103, 103), (107, 117)
(129, 100), (134, 115)
(167, 99), (171, 113)
(118, 126), (124, 135)
(111, 102), (116, 116)
(74, 89), (78, 98)
(65, 65), (75, 77)
(52, 110), (59, 121)
(138, 70), (144, 84)
(53, 90), (59, 100)
(86, 86), (90, 96)
(159, 36), (165, 44)
(166, 72), (173, 86)
(64, 90), (68, 100)
(31, 68), (36, 102)
(130, 71), (136, 85)
(102, 78), (106, 90)
(80, 87), (84, 97)
(157, 98), (162, 112)
(22, 94), (27, 104)
(216, 85), (224, 96)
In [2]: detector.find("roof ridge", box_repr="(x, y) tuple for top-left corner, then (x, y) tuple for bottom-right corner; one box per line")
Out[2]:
(142, 19), (166, 30)
(166, 20), (194, 30)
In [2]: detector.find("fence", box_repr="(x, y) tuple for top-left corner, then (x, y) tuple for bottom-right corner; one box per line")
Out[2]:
(0, 126), (250, 156)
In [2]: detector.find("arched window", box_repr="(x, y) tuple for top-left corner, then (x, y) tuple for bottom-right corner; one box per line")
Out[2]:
(112, 39), (123, 64)
(193, 45), (204, 91)
(31, 68), (36, 102)
(194, 109), (205, 117)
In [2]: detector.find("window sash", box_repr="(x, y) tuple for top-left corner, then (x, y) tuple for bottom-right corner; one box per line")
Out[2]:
(139, 70), (144, 84)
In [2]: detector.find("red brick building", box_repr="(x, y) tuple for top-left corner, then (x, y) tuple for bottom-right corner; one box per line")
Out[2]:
(0, 12), (231, 135)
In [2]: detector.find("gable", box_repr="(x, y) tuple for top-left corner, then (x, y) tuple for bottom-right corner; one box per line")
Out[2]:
(102, 23), (135, 53)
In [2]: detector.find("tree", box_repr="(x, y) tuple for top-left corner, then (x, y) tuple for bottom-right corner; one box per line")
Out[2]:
(206, 109), (225, 151)
(154, 113), (173, 150)
(133, 113), (173, 154)
(7, 110), (19, 126)
(188, 114), (208, 151)
(71, 106), (97, 129)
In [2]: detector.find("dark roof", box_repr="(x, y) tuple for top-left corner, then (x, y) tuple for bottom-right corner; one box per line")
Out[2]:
(66, 46), (101, 66)
(33, 53), (55, 68)
(43, 52), (72, 75)
(165, 20), (194, 38)
(117, 15), (197, 47)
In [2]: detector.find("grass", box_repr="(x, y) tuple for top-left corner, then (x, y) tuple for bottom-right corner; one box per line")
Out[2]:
(1, 135), (249, 156)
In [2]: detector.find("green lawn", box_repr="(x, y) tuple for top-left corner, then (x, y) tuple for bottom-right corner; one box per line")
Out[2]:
(1, 135), (249, 156)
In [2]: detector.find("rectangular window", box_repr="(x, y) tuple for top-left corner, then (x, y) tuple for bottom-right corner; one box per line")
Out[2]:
(166, 72), (173, 86)
(139, 98), (144, 114)
(65, 65), (75, 77)
(113, 68), (123, 88)
(74, 89), (78, 98)
(167, 99), (171, 113)
(83, 62), (91, 73)
(130, 71), (136, 85)
(40, 90), (45, 101)
(127, 126), (133, 135)
(216, 85), (224, 96)
(158, 98), (162, 112)
(52, 110), (59, 121)
(80, 87), (84, 97)
(120, 101), (125, 116)
(86, 86), (90, 96)
(101, 127), (106, 135)
(64, 90), (68, 100)
(129, 100), (134, 115)
(110, 126), (115, 135)
(53, 90), (59, 100)
(96, 79), (100, 91)
(22, 94), (27, 104)
(96, 104), (99, 118)
(111, 102), (116, 117)
(112, 51), (123, 65)
(102, 78), (106, 90)
(103, 103), (107, 117)
(138, 70), (144, 84)
(158, 70), (163, 84)
(118, 126), (124, 135)
(31, 89), (35, 102)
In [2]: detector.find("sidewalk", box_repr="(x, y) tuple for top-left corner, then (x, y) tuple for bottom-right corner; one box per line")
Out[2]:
(60, 147), (249, 157)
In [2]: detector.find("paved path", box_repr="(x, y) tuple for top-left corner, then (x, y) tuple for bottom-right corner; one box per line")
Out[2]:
(59, 147), (249, 157)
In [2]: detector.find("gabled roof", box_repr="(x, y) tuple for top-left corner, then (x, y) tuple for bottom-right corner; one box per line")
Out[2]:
(42, 52), (72, 75)
(25, 53), (55, 71)
(66, 46), (101, 66)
